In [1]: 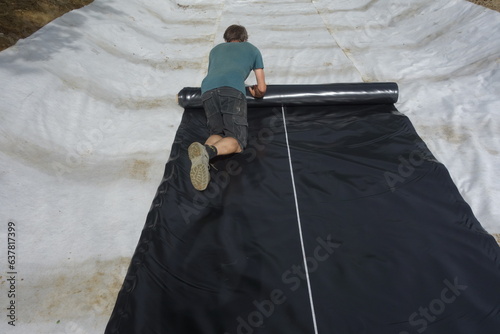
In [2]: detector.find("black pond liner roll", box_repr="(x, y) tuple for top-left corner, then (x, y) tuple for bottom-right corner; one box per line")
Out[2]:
(177, 82), (399, 108)
(105, 83), (500, 334)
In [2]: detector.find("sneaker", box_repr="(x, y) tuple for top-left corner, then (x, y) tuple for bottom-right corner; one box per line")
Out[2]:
(188, 142), (210, 191)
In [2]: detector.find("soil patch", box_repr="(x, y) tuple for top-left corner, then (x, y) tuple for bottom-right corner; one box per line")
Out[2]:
(468, 0), (500, 11)
(0, 0), (93, 51)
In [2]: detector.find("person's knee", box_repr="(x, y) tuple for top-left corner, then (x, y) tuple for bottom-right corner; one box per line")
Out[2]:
(205, 134), (223, 145)
(225, 137), (244, 154)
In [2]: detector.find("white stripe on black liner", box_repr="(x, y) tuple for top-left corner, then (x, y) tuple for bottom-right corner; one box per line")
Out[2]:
(281, 105), (319, 334)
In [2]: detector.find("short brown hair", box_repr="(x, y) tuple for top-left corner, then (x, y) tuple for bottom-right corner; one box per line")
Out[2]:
(223, 25), (248, 42)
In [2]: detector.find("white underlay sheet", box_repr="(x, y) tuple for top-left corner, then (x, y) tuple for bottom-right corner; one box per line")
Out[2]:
(0, 0), (498, 332)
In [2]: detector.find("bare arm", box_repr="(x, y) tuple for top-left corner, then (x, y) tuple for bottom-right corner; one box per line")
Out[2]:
(249, 68), (267, 98)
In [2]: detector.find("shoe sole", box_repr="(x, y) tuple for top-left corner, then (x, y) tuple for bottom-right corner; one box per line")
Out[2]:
(188, 142), (210, 191)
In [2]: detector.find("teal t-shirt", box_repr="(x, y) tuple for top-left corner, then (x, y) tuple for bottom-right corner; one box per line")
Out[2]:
(201, 42), (264, 95)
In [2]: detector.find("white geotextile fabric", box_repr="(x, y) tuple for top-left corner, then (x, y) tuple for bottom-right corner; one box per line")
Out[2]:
(0, 0), (498, 332)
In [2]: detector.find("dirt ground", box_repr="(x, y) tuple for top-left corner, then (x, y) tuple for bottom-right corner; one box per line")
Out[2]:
(0, 0), (93, 51)
(469, 0), (500, 11)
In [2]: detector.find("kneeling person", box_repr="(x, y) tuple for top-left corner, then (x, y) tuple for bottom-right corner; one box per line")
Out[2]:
(189, 24), (267, 191)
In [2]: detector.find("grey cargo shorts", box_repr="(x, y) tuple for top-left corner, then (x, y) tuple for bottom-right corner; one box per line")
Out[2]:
(201, 86), (248, 149)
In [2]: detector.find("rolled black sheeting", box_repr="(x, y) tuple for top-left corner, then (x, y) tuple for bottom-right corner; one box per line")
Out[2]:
(177, 82), (399, 108)
(106, 83), (500, 334)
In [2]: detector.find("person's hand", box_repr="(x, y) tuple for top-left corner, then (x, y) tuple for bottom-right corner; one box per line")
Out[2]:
(249, 85), (265, 99)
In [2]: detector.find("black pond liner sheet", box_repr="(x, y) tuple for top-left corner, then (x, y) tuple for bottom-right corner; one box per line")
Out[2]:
(105, 83), (500, 334)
